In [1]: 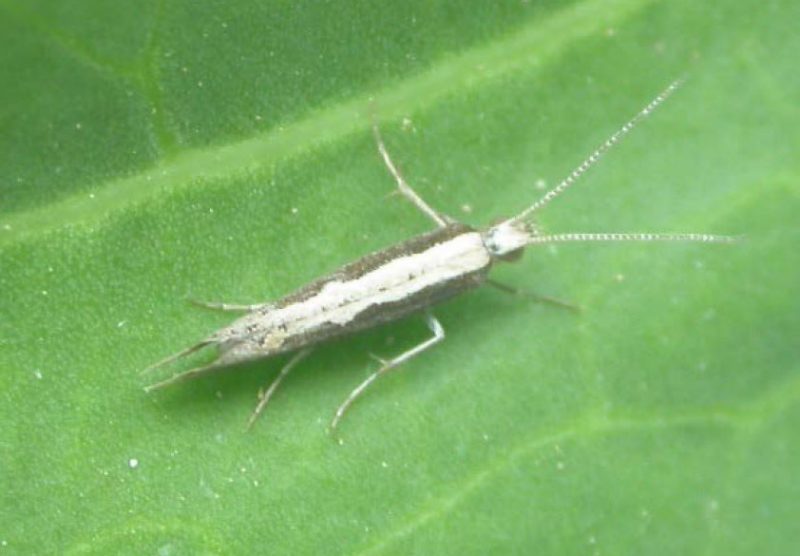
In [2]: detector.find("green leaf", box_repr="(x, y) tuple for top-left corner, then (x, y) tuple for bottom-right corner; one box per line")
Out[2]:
(2, 0), (797, 554)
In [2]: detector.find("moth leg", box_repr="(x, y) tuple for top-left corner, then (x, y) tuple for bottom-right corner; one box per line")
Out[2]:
(188, 299), (266, 312)
(486, 279), (582, 313)
(246, 348), (312, 430)
(330, 311), (445, 432)
(372, 123), (451, 228)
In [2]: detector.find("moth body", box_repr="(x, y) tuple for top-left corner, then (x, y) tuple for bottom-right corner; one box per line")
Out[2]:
(143, 80), (735, 432)
(209, 222), (492, 367)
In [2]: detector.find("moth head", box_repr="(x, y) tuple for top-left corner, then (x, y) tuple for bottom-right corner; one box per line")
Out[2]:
(482, 218), (540, 262)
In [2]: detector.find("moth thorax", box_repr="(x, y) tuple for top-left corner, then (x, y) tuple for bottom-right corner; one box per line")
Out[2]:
(482, 220), (535, 259)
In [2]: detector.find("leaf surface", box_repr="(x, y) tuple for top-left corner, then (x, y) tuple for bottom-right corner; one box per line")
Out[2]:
(1, 0), (798, 554)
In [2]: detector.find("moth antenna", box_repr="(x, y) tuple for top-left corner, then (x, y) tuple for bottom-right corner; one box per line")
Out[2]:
(526, 232), (738, 245)
(510, 79), (684, 225)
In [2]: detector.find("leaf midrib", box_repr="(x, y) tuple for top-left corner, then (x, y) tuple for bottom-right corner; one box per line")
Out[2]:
(0, 0), (655, 247)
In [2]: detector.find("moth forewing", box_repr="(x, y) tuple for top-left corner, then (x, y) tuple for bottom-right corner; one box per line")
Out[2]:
(230, 222), (492, 354)
(144, 222), (493, 392)
(144, 79), (735, 432)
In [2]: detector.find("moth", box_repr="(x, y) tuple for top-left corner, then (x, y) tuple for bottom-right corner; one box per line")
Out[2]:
(142, 80), (734, 431)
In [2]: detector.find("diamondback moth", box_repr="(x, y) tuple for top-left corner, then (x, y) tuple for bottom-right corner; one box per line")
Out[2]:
(142, 80), (735, 432)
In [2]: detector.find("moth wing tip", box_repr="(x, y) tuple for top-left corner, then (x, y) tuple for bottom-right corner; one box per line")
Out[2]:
(139, 339), (215, 376)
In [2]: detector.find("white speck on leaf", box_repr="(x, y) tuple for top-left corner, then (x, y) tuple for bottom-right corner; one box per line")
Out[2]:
(128, 458), (139, 469)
